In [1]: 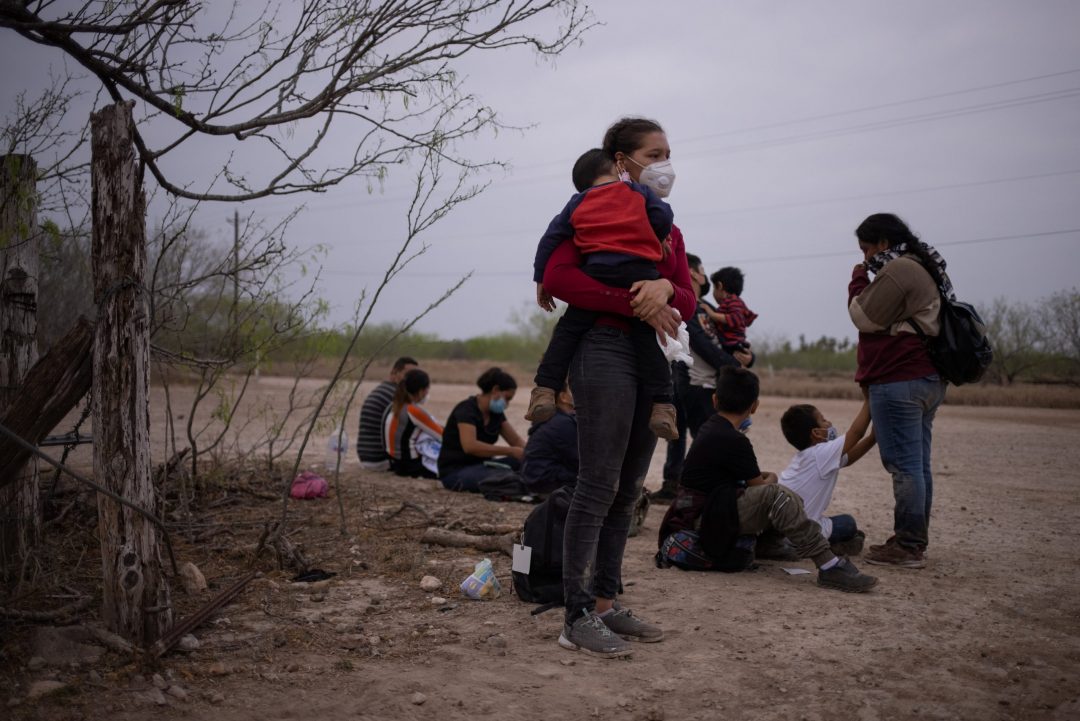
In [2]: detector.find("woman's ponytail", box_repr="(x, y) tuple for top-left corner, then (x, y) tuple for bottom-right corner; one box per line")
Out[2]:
(392, 369), (430, 416)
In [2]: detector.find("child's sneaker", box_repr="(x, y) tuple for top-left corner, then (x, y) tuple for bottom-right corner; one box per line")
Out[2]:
(817, 557), (878, 593)
(525, 387), (557, 422)
(648, 403), (679, 440)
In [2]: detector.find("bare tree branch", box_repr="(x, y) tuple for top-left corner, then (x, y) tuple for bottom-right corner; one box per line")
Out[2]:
(2, 0), (594, 201)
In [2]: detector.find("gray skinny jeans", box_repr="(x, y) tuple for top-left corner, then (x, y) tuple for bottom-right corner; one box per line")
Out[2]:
(563, 325), (657, 622)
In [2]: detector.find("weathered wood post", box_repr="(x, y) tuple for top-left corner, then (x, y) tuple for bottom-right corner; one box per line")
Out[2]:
(0, 153), (41, 572)
(91, 101), (171, 644)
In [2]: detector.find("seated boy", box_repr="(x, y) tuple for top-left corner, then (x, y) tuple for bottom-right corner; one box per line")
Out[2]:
(528, 148), (677, 439)
(779, 400), (876, 557)
(657, 366), (878, 592)
(707, 267), (757, 354)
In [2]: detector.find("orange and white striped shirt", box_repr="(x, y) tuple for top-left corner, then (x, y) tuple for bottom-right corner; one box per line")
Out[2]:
(385, 403), (443, 464)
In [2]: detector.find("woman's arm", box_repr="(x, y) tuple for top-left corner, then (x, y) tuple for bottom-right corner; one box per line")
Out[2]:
(848, 264), (907, 332)
(542, 240), (637, 316)
(406, 405), (443, 440)
(542, 224), (696, 322)
(499, 421), (526, 450)
(458, 423), (522, 460)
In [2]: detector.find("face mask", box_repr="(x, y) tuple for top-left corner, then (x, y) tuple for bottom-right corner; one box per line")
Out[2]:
(738, 417), (752, 433)
(628, 157), (676, 198)
(699, 279), (711, 297)
(826, 426), (838, 442)
(489, 396), (508, 415)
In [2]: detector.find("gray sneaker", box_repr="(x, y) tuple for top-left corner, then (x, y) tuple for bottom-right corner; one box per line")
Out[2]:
(558, 610), (633, 658)
(817, 557), (878, 593)
(601, 606), (664, 643)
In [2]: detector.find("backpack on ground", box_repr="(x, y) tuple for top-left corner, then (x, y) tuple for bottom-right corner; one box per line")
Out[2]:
(656, 529), (757, 573)
(511, 486), (573, 607)
(907, 293), (993, 386)
(655, 530), (714, 571)
(477, 469), (534, 502)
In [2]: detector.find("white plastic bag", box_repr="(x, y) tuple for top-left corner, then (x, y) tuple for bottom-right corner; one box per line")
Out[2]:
(657, 321), (693, 366)
(326, 425), (348, 470)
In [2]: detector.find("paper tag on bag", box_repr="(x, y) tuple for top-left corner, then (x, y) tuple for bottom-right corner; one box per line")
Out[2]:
(512, 544), (532, 575)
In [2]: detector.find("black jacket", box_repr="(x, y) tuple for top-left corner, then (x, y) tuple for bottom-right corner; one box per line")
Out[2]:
(521, 410), (578, 494)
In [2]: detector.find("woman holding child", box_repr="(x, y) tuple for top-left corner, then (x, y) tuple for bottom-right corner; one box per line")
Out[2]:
(541, 117), (697, 658)
(848, 213), (950, 569)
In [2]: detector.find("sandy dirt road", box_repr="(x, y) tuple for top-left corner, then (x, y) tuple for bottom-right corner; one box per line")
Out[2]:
(12, 378), (1080, 720)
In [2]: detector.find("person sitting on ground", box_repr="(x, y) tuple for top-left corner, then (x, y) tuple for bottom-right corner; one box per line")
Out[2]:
(356, 356), (418, 470)
(528, 147), (678, 440)
(437, 367), (526, 493)
(521, 382), (578, 495)
(384, 369), (443, 479)
(779, 398), (877, 557)
(657, 366), (878, 592)
(706, 267), (757, 354)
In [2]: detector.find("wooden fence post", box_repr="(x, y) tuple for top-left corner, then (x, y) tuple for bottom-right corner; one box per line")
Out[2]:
(91, 102), (171, 644)
(0, 153), (41, 573)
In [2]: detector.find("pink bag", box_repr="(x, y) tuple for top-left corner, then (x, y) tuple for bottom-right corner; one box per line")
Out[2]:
(290, 471), (328, 500)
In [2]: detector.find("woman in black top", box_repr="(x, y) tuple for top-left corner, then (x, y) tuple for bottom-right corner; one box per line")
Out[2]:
(438, 367), (526, 492)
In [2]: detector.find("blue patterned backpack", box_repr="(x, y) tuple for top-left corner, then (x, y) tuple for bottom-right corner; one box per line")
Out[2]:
(655, 530), (714, 571)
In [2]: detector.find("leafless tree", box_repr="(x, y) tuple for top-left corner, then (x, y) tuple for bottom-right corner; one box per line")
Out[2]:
(1040, 288), (1080, 385)
(145, 207), (324, 484)
(982, 297), (1045, 385)
(280, 141), (474, 533)
(1, 1), (593, 202)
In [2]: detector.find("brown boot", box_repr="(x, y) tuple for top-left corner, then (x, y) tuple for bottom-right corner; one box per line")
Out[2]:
(525, 386), (557, 422)
(648, 403), (679, 440)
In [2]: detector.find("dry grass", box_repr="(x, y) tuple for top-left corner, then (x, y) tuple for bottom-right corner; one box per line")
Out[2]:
(155, 358), (1080, 409)
(756, 368), (1080, 408)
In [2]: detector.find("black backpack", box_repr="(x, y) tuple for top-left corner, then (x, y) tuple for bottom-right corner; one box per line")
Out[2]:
(907, 292), (994, 386)
(511, 486), (573, 608)
(476, 469), (534, 502)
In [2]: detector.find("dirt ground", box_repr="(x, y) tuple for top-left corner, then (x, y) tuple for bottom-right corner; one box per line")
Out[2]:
(4, 376), (1080, 721)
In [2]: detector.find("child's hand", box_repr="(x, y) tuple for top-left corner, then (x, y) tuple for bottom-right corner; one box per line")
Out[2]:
(536, 283), (556, 312)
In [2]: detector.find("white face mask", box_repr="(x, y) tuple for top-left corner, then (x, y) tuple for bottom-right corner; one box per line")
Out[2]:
(627, 157), (676, 197)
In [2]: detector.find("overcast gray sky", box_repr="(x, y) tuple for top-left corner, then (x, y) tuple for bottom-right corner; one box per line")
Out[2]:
(4, 1), (1080, 346)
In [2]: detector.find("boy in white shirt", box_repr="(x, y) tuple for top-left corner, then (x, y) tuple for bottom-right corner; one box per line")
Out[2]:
(779, 399), (876, 556)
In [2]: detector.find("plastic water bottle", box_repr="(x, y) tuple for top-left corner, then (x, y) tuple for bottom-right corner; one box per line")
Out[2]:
(325, 426), (347, 470)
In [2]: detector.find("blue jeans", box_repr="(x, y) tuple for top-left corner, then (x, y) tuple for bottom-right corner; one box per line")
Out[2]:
(828, 513), (858, 543)
(440, 457), (521, 493)
(869, 375), (946, 551)
(563, 326), (657, 622)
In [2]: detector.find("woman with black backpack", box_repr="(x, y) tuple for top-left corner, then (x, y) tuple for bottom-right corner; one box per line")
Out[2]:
(848, 213), (950, 570)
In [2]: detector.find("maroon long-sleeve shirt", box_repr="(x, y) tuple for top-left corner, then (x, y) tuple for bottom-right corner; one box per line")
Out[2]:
(542, 224), (697, 328)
